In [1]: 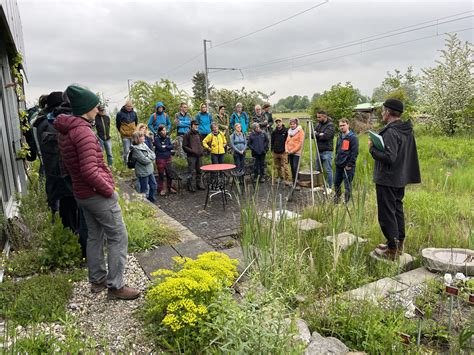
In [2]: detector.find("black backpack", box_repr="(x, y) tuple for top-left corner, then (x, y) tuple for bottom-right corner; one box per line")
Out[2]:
(126, 146), (136, 169)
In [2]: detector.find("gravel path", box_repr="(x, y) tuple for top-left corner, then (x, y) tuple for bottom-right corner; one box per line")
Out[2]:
(67, 254), (154, 353)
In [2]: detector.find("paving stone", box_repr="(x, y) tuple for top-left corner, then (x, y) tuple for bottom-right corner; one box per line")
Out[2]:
(370, 251), (415, 270)
(325, 232), (367, 250)
(135, 246), (180, 280)
(297, 218), (324, 231)
(173, 239), (215, 259)
(177, 229), (200, 243)
(422, 247), (474, 276)
(393, 266), (437, 287)
(346, 276), (410, 301)
(221, 246), (245, 271)
(262, 209), (300, 221)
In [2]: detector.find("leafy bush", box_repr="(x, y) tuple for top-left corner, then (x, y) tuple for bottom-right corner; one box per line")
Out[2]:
(5, 250), (44, 277)
(0, 273), (80, 325)
(40, 218), (82, 269)
(144, 252), (238, 350)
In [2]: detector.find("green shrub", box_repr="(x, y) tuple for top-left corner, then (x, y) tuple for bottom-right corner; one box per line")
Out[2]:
(40, 218), (82, 269)
(5, 250), (44, 277)
(0, 273), (79, 325)
(144, 252), (238, 351)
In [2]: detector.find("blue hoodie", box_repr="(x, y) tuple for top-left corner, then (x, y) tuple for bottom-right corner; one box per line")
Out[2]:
(175, 112), (191, 135)
(148, 102), (171, 134)
(230, 111), (250, 134)
(195, 112), (212, 135)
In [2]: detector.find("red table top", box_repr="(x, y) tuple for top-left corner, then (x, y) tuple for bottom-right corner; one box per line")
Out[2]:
(201, 163), (236, 172)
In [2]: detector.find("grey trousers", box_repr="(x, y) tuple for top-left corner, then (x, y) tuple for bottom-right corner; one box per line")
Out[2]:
(76, 191), (128, 290)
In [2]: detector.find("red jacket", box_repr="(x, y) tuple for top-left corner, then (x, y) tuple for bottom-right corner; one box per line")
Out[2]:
(53, 114), (115, 199)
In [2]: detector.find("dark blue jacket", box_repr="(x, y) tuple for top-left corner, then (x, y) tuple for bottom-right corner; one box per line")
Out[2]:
(116, 106), (138, 131)
(248, 131), (269, 155)
(335, 130), (359, 168)
(154, 134), (173, 160)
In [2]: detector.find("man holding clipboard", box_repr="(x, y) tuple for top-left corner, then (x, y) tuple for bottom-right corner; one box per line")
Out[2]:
(368, 99), (421, 260)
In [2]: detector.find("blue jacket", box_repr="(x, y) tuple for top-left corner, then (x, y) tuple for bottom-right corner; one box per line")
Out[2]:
(248, 131), (269, 155)
(175, 112), (191, 135)
(116, 106), (138, 131)
(335, 130), (359, 168)
(195, 112), (213, 135)
(230, 131), (247, 153)
(154, 134), (173, 160)
(230, 111), (250, 134)
(148, 112), (171, 134)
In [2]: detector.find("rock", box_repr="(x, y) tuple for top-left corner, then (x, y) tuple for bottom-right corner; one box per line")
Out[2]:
(297, 218), (324, 231)
(422, 248), (474, 276)
(262, 209), (300, 221)
(305, 331), (349, 354)
(369, 251), (415, 270)
(285, 318), (311, 344)
(325, 232), (367, 251)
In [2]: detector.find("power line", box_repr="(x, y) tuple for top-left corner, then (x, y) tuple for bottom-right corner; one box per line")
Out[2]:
(155, 1), (329, 80)
(211, 0), (329, 49)
(246, 26), (473, 80)
(240, 12), (473, 70)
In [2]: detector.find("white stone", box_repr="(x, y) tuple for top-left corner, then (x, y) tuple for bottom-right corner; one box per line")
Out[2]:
(285, 318), (311, 344)
(422, 248), (474, 276)
(297, 218), (324, 231)
(262, 209), (300, 221)
(325, 232), (367, 251)
(370, 251), (415, 270)
(305, 331), (349, 354)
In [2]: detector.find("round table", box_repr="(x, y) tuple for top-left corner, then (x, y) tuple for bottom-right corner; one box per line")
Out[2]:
(200, 164), (236, 209)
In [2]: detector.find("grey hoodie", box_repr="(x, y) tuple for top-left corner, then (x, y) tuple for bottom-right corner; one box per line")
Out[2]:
(132, 143), (156, 177)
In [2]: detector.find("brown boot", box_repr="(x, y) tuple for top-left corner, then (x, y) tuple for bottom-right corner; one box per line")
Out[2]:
(377, 240), (404, 253)
(374, 247), (399, 261)
(108, 286), (140, 300)
(90, 278), (107, 293)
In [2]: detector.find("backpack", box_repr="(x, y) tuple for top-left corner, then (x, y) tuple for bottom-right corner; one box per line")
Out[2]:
(126, 146), (136, 169)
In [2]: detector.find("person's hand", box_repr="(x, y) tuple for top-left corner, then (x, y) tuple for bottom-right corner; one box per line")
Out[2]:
(368, 138), (373, 149)
(345, 166), (352, 170)
(174, 118), (179, 124)
(319, 133), (324, 137)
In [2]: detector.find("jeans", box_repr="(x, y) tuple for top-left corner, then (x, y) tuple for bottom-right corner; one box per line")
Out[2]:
(376, 184), (406, 249)
(122, 138), (132, 164)
(288, 154), (300, 182)
(76, 191), (128, 289)
(233, 152), (246, 171)
(334, 167), (355, 203)
(99, 138), (113, 166)
(176, 135), (186, 158)
(253, 153), (266, 180)
(211, 154), (225, 164)
(138, 174), (157, 202)
(156, 157), (172, 192)
(316, 151), (333, 187)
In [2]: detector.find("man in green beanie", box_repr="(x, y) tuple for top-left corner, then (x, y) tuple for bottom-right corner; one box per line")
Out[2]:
(54, 84), (140, 300)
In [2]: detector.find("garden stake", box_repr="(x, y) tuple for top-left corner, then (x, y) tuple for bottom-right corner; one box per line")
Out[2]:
(414, 305), (425, 346)
(445, 285), (459, 332)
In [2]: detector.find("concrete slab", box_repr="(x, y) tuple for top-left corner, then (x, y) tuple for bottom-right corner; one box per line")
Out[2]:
(221, 246), (246, 271)
(422, 248), (474, 276)
(393, 267), (437, 287)
(173, 239), (215, 260)
(177, 229), (200, 243)
(297, 218), (324, 231)
(135, 245), (180, 279)
(325, 232), (367, 250)
(346, 276), (410, 301)
(370, 251), (415, 271)
(262, 209), (300, 221)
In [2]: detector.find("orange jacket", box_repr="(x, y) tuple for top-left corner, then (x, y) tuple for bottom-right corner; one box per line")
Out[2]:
(285, 126), (305, 155)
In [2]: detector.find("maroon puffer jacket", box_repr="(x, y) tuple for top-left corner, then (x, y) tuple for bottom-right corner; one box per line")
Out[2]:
(53, 114), (115, 199)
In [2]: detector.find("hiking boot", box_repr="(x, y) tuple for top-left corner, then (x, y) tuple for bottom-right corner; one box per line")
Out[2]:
(377, 239), (404, 253)
(169, 187), (177, 194)
(90, 278), (107, 293)
(107, 286), (140, 300)
(374, 247), (399, 261)
(160, 190), (167, 196)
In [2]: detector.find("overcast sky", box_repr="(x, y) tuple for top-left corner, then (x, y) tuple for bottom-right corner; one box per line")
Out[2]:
(18, 0), (473, 110)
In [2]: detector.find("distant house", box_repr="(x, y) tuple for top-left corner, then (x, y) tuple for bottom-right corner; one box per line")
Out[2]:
(353, 102), (383, 122)
(0, 0), (27, 218)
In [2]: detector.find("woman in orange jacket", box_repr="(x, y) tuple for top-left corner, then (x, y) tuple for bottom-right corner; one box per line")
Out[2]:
(285, 118), (305, 182)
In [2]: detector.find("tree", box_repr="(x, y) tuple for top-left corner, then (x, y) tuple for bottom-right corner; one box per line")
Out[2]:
(129, 79), (190, 123)
(274, 95), (310, 112)
(210, 87), (273, 115)
(419, 33), (473, 135)
(309, 82), (364, 119)
(372, 67), (419, 119)
(191, 71), (212, 110)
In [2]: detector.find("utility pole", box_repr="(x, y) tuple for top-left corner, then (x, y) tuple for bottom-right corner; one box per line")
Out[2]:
(127, 79), (132, 99)
(203, 39), (211, 111)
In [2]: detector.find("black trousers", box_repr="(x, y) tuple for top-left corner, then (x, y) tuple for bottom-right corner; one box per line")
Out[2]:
(288, 154), (300, 182)
(376, 184), (405, 249)
(253, 153), (266, 179)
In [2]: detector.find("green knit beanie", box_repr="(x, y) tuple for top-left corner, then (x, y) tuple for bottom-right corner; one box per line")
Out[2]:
(66, 84), (100, 116)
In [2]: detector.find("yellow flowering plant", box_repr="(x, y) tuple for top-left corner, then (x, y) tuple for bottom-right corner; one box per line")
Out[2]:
(145, 252), (238, 335)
